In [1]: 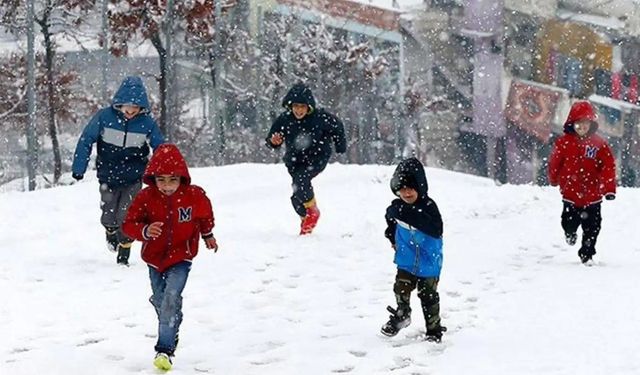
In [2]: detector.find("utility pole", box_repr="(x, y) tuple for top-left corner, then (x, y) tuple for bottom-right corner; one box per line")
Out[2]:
(101, 0), (109, 104)
(26, 0), (38, 191)
(164, 0), (174, 142)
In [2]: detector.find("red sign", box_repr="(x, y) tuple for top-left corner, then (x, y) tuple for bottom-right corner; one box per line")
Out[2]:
(505, 80), (562, 142)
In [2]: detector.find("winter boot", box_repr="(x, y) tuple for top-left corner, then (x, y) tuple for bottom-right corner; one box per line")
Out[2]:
(578, 247), (595, 264)
(153, 352), (173, 371)
(565, 232), (577, 246)
(425, 325), (447, 343)
(105, 227), (118, 253)
(380, 305), (411, 337)
(116, 242), (132, 266)
(300, 198), (320, 235)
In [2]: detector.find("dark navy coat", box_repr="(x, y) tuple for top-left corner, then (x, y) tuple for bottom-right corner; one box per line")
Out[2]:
(72, 77), (164, 188)
(385, 158), (444, 278)
(266, 83), (346, 172)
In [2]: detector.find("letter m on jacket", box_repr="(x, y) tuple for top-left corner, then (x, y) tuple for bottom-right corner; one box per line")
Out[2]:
(178, 207), (192, 222)
(585, 145), (598, 159)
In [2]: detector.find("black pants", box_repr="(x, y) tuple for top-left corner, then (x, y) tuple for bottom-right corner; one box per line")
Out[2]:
(561, 201), (602, 258)
(393, 269), (441, 331)
(288, 163), (326, 217)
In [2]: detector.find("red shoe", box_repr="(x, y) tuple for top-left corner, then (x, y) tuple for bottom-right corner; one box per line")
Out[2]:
(300, 204), (320, 235)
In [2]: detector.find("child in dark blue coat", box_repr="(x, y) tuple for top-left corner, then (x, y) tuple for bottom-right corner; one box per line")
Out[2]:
(72, 76), (164, 265)
(381, 157), (446, 342)
(265, 82), (346, 235)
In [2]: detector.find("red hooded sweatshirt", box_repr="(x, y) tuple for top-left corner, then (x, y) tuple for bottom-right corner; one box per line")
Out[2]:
(122, 144), (215, 272)
(548, 101), (617, 207)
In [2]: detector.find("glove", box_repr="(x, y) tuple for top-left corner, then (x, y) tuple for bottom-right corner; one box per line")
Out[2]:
(605, 193), (615, 201)
(72, 173), (83, 181)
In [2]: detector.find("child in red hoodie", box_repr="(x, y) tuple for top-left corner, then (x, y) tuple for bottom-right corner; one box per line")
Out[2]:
(122, 144), (218, 370)
(548, 101), (616, 264)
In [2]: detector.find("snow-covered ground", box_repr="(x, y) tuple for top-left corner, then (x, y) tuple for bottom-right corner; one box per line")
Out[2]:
(2, 163), (640, 374)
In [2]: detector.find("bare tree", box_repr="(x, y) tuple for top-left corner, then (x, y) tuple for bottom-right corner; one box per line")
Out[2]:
(1, 0), (97, 183)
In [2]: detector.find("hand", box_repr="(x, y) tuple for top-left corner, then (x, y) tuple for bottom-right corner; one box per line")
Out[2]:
(205, 236), (218, 252)
(72, 173), (83, 181)
(145, 222), (164, 238)
(270, 132), (284, 146)
(605, 193), (616, 201)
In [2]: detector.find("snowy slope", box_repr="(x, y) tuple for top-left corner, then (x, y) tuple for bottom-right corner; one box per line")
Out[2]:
(2, 163), (640, 374)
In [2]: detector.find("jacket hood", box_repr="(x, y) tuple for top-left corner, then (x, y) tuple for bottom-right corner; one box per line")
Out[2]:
(112, 76), (151, 112)
(390, 157), (429, 199)
(143, 144), (190, 186)
(563, 100), (599, 135)
(282, 82), (316, 112)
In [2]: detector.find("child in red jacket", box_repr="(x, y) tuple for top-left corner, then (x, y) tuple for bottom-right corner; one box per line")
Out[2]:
(122, 144), (218, 370)
(548, 101), (616, 264)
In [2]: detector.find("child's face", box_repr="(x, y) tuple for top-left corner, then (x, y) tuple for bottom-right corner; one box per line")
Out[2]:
(398, 187), (418, 204)
(155, 175), (181, 196)
(291, 103), (309, 119)
(574, 120), (591, 137)
(121, 104), (141, 119)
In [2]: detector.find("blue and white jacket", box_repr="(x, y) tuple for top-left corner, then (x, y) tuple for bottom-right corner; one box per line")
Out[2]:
(385, 158), (444, 278)
(72, 76), (164, 188)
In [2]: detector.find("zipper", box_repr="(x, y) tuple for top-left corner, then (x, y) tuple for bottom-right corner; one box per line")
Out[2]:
(161, 195), (174, 260)
(411, 228), (420, 275)
(122, 117), (129, 147)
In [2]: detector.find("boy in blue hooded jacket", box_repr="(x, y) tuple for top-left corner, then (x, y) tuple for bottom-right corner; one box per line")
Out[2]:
(381, 157), (446, 342)
(71, 76), (164, 265)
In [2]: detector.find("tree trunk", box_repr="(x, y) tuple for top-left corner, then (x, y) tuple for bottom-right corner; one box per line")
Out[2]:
(40, 21), (62, 183)
(150, 33), (168, 136)
(209, 52), (226, 164)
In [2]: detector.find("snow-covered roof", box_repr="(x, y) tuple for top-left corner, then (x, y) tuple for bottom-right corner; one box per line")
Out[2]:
(349, 0), (425, 11)
(556, 9), (626, 30)
(589, 94), (640, 112)
(561, 0), (640, 18)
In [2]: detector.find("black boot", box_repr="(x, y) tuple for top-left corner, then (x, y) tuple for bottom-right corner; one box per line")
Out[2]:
(105, 227), (118, 253)
(425, 325), (447, 343)
(380, 305), (411, 337)
(564, 231), (577, 246)
(116, 243), (131, 266)
(578, 247), (595, 264)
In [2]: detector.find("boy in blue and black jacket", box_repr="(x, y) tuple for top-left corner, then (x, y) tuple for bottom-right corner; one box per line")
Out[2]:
(381, 157), (446, 342)
(72, 76), (164, 265)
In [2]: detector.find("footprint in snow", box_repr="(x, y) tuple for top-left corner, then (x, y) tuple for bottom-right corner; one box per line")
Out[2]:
(76, 337), (105, 347)
(348, 350), (367, 358)
(10, 347), (31, 354)
(332, 365), (355, 373)
(250, 357), (283, 366)
(388, 356), (412, 370)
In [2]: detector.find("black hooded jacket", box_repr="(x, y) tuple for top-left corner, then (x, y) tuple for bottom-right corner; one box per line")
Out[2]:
(385, 157), (443, 243)
(266, 83), (347, 170)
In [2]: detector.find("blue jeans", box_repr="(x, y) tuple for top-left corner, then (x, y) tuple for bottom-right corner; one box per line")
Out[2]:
(148, 261), (191, 355)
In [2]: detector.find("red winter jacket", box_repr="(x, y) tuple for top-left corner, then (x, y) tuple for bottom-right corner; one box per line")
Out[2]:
(122, 144), (215, 272)
(548, 101), (617, 207)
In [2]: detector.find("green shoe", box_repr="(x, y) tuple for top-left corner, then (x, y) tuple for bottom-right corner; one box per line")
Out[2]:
(153, 352), (172, 371)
